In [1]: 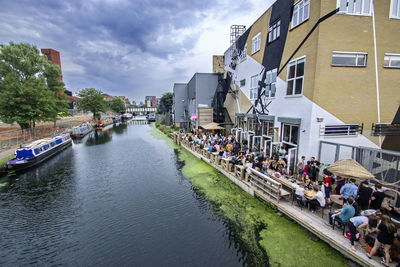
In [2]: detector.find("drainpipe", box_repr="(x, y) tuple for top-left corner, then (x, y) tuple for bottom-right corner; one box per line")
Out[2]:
(372, 0), (382, 147)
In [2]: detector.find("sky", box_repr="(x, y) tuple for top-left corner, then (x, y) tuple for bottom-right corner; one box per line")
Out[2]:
(0, 0), (275, 103)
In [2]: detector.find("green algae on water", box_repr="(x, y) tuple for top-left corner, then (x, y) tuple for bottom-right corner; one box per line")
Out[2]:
(151, 126), (347, 266)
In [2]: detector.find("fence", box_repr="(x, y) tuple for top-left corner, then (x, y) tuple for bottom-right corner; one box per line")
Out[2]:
(318, 141), (400, 185)
(0, 120), (83, 151)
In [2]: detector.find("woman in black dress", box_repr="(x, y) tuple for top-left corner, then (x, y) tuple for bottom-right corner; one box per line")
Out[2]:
(368, 215), (397, 266)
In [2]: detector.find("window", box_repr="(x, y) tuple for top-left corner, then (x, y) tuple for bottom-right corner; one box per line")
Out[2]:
(262, 121), (274, 136)
(322, 124), (363, 136)
(286, 57), (305, 96)
(292, 0), (310, 28)
(265, 69), (277, 97)
(281, 124), (299, 145)
(372, 123), (400, 136)
(268, 20), (280, 43)
(384, 53), (400, 68)
(338, 0), (371, 16)
(251, 33), (261, 54)
(391, 0), (400, 18)
(250, 75), (259, 100)
(332, 52), (367, 67)
(240, 79), (246, 87)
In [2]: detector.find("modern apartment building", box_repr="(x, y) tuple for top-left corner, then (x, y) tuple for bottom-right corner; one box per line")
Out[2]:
(224, 0), (400, 172)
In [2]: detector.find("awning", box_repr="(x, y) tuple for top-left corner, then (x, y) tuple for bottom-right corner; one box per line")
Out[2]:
(326, 158), (375, 180)
(200, 122), (225, 130)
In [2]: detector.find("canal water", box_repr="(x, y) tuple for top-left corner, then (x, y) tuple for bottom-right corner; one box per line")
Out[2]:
(0, 124), (244, 266)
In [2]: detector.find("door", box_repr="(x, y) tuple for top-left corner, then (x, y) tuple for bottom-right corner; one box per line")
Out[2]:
(287, 147), (297, 176)
(263, 137), (272, 157)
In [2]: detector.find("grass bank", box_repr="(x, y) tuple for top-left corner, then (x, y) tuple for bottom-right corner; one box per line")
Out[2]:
(153, 125), (347, 267)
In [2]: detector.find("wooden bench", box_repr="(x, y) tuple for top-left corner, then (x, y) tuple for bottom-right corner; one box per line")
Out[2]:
(250, 170), (291, 202)
(235, 165), (245, 180)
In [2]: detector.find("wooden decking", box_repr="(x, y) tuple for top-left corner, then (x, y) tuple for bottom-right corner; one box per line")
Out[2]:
(177, 139), (382, 267)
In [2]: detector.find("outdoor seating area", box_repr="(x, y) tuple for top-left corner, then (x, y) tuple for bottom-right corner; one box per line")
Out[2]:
(173, 130), (400, 266)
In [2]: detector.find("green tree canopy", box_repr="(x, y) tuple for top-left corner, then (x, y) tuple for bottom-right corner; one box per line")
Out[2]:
(110, 97), (125, 113)
(77, 88), (107, 120)
(158, 92), (173, 114)
(0, 42), (68, 129)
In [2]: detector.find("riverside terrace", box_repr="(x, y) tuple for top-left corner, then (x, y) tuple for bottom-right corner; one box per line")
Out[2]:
(172, 132), (400, 267)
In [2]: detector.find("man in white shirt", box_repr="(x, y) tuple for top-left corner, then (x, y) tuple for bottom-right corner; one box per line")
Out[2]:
(306, 185), (325, 213)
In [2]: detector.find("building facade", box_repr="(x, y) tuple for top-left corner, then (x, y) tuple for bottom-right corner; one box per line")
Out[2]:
(173, 73), (223, 128)
(223, 0), (400, 172)
(41, 48), (62, 80)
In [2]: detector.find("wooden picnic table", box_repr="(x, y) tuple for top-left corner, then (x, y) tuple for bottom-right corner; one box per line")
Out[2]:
(330, 194), (343, 208)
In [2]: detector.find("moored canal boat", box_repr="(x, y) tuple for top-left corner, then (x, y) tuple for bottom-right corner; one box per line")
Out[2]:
(7, 133), (72, 171)
(112, 115), (122, 124)
(121, 113), (133, 120)
(96, 119), (113, 129)
(71, 122), (93, 139)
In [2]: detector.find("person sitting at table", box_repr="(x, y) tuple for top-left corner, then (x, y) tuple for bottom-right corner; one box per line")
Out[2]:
(306, 185), (326, 213)
(348, 195), (361, 216)
(356, 180), (373, 211)
(294, 184), (307, 207)
(347, 214), (378, 252)
(369, 182), (386, 210)
(340, 179), (358, 203)
(244, 160), (253, 181)
(304, 176), (313, 191)
(328, 197), (355, 226)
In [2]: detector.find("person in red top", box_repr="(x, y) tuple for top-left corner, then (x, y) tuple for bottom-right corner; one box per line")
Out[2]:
(323, 168), (333, 201)
(303, 161), (310, 183)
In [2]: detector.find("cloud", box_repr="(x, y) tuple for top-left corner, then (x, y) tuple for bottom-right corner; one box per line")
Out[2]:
(0, 0), (275, 102)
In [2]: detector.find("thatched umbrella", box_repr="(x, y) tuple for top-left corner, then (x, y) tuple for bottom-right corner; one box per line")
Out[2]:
(200, 122), (225, 130)
(326, 158), (375, 180)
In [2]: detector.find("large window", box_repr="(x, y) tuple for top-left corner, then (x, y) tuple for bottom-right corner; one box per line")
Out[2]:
(268, 20), (280, 43)
(338, 0), (371, 16)
(265, 69), (277, 98)
(282, 124), (299, 145)
(332, 52), (367, 67)
(251, 33), (261, 54)
(250, 75), (259, 100)
(262, 121), (274, 136)
(384, 53), (400, 68)
(292, 0), (310, 28)
(391, 0), (400, 18)
(287, 57), (305, 96)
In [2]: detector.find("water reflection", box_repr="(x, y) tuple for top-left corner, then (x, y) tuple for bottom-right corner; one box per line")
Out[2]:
(85, 130), (112, 146)
(113, 123), (127, 135)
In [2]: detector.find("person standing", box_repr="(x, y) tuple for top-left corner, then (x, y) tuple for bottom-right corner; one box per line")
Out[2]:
(369, 182), (386, 210)
(323, 169), (333, 201)
(340, 179), (358, 203)
(297, 156), (306, 180)
(368, 215), (397, 266)
(356, 180), (373, 211)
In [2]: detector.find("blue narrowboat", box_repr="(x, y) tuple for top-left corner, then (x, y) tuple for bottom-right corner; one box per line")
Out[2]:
(6, 133), (72, 171)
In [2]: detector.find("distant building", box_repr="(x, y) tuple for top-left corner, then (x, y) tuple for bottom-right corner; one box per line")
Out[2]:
(102, 93), (114, 102)
(41, 48), (62, 80)
(131, 100), (137, 106)
(145, 96), (157, 107)
(172, 73), (226, 129)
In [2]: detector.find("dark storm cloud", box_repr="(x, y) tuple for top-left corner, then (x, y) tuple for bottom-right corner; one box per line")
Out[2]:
(0, 0), (258, 101)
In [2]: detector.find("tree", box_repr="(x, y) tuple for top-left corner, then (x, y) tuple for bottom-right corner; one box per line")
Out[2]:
(77, 88), (107, 120)
(0, 42), (68, 129)
(110, 97), (125, 113)
(158, 92), (173, 114)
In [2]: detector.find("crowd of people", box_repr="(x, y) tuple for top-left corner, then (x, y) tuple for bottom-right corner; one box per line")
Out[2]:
(180, 129), (400, 265)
